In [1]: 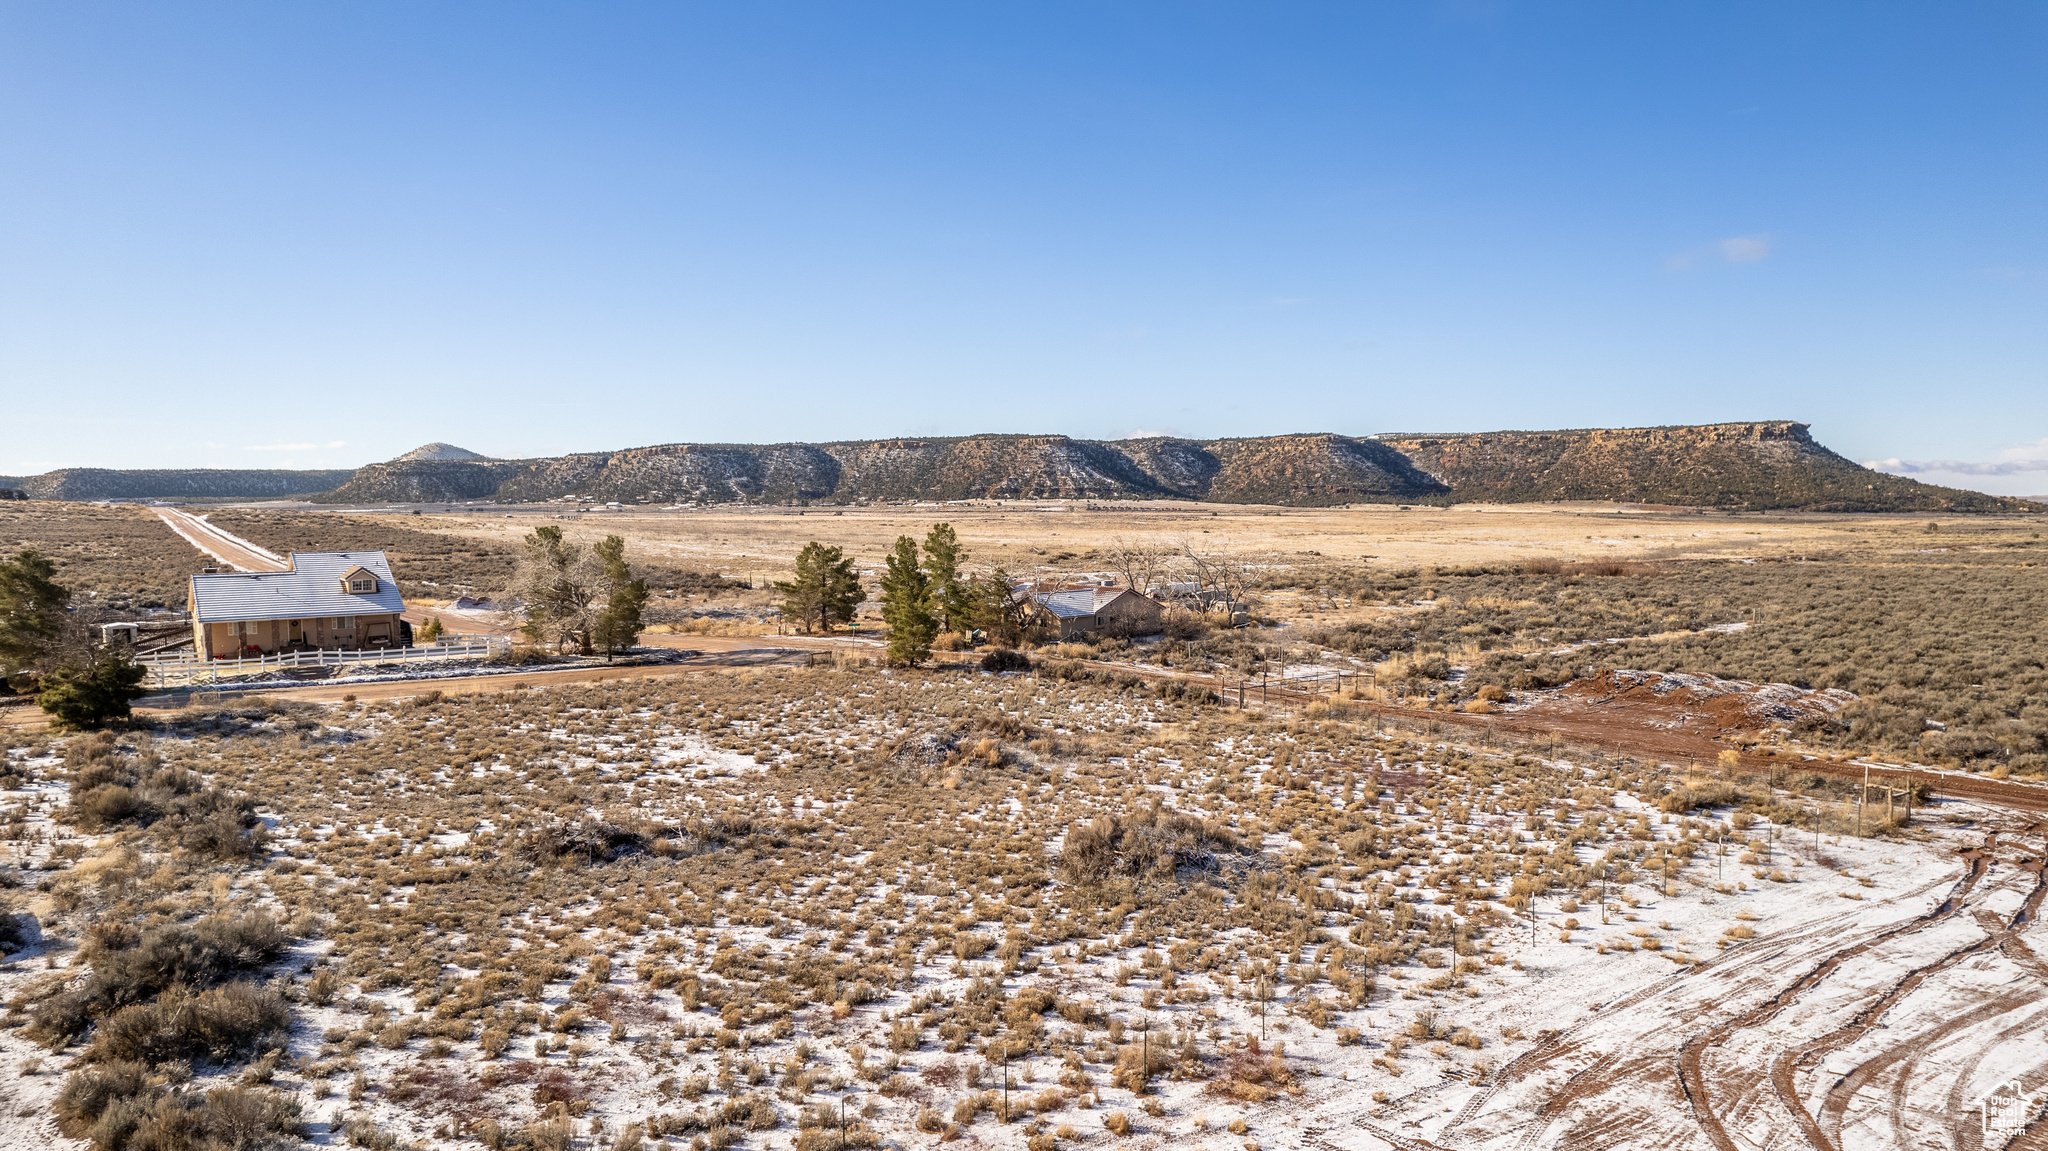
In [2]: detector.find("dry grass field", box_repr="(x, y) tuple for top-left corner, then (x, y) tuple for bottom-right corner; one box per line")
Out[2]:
(394, 500), (1951, 578)
(8, 664), (2037, 1151)
(387, 503), (2046, 775)
(3, 500), (2046, 1150)
(0, 503), (201, 611)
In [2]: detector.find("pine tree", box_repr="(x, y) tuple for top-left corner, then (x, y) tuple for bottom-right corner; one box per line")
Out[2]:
(513, 525), (600, 654)
(0, 549), (69, 676)
(592, 535), (648, 661)
(969, 566), (1031, 648)
(880, 536), (937, 665)
(0, 549), (143, 728)
(921, 523), (971, 633)
(36, 657), (148, 731)
(775, 542), (865, 634)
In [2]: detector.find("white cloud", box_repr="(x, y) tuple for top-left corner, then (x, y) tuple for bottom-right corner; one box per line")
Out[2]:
(1864, 438), (2048, 476)
(1665, 235), (1774, 271)
(1718, 236), (1772, 263)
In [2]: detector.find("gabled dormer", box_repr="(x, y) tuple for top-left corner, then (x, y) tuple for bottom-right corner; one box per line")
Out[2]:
(340, 566), (379, 595)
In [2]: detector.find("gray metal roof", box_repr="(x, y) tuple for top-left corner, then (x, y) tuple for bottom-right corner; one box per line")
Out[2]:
(1030, 588), (1129, 619)
(190, 551), (406, 623)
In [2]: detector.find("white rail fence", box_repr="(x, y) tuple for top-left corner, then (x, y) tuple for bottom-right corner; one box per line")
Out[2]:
(137, 637), (511, 689)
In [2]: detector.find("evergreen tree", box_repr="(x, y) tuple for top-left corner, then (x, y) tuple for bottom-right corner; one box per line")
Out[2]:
(0, 549), (69, 676)
(775, 542), (865, 634)
(513, 525), (599, 654)
(36, 657), (148, 731)
(880, 535), (937, 665)
(0, 549), (143, 728)
(969, 566), (1031, 647)
(921, 523), (971, 633)
(592, 534), (649, 661)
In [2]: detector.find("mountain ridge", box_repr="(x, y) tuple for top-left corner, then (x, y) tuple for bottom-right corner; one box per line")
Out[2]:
(3, 467), (355, 502)
(3, 424), (2030, 512)
(1374, 421), (1987, 512)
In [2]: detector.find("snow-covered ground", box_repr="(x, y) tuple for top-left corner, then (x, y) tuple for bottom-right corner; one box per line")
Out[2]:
(6, 678), (2046, 1151)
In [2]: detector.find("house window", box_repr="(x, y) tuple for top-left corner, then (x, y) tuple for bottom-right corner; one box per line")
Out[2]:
(334, 617), (354, 630)
(349, 577), (376, 593)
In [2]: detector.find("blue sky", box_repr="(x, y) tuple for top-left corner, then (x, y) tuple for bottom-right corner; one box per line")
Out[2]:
(4, 3), (2044, 492)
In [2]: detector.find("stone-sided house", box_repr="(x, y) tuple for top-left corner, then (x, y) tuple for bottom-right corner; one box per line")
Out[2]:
(1023, 585), (1166, 641)
(190, 551), (409, 658)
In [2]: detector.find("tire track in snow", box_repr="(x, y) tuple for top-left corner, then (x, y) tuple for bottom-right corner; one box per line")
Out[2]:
(1674, 843), (1993, 1151)
(1765, 860), (2048, 1151)
(1436, 865), (1973, 1148)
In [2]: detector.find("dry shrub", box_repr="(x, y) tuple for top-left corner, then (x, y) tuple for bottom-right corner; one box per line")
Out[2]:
(87, 982), (290, 1064)
(1111, 1038), (1173, 1092)
(1202, 1047), (1295, 1103)
(1102, 1111), (1133, 1136)
(31, 912), (289, 1047)
(1056, 804), (1238, 886)
(720, 1094), (780, 1130)
(526, 1117), (576, 1151)
(532, 1067), (592, 1110)
(796, 1123), (880, 1150)
(1659, 781), (1741, 814)
(54, 1061), (150, 1135)
(981, 648), (1031, 674)
(58, 1076), (302, 1151)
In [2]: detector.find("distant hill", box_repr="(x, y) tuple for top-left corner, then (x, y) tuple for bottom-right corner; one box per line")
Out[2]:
(11, 423), (2033, 511)
(1376, 422), (2020, 512)
(391, 442), (489, 462)
(5, 467), (356, 502)
(316, 433), (1451, 506)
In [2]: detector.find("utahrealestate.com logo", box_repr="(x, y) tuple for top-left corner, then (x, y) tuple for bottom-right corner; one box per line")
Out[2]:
(1981, 1079), (2043, 1142)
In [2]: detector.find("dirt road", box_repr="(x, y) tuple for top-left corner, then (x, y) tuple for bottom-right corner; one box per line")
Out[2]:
(153, 507), (290, 572)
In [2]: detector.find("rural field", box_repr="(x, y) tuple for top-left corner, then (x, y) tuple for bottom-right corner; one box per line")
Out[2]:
(2, 498), (2047, 1150)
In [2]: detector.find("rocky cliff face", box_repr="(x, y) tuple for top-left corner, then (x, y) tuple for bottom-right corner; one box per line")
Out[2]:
(1377, 421), (2021, 511)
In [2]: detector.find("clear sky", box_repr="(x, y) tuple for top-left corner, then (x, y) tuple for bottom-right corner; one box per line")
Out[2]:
(4, 3), (2044, 492)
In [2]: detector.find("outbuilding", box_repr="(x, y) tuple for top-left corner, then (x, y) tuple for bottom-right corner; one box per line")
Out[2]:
(1024, 586), (1165, 641)
(189, 551), (409, 658)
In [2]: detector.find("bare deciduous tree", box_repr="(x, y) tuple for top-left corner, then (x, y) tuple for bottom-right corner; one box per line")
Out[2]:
(1103, 535), (1174, 596)
(1178, 539), (1257, 614)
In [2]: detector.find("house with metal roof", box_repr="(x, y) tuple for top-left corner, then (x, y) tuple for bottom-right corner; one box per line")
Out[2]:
(1023, 585), (1165, 641)
(189, 551), (409, 659)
